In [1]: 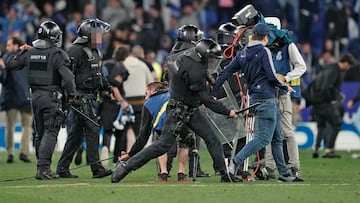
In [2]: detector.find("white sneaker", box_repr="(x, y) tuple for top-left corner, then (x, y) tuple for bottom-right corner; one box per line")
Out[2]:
(101, 146), (109, 166)
(228, 160), (236, 175)
(351, 153), (360, 159)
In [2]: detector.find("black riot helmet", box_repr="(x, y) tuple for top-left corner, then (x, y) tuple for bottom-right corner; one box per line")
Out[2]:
(177, 24), (204, 43)
(37, 20), (63, 47)
(185, 38), (223, 63)
(73, 18), (111, 44)
(216, 22), (238, 46)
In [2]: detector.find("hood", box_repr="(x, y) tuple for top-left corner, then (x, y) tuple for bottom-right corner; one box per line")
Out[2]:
(244, 41), (264, 60)
(32, 39), (54, 49)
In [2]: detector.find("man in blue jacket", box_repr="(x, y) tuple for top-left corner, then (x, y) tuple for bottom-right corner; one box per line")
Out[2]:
(212, 23), (296, 182)
(119, 81), (191, 181)
(1, 36), (33, 163)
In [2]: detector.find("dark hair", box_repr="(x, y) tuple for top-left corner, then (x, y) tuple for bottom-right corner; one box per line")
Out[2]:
(8, 36), (25, 46)
(252, 34), (266, 41)
(113, 45), (130, 61)
(147, 81), (168, 92)
(339, 53), (357, 66)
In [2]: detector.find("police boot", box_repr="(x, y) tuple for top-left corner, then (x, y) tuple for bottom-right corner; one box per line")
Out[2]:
(92, 168), (113, 178)
(36, 169), (60, 180)
(220, 172), (242, 183)
(111, 161), (130, 183)
(19, 153), (31, 163)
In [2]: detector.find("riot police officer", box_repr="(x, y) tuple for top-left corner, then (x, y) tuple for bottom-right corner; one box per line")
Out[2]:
(6, 21), (77, 180)
(166, 24), (211, 178)
(111, 39), (240, 183)
(56, 19), (113, 178)
(171, 24), (203, 53)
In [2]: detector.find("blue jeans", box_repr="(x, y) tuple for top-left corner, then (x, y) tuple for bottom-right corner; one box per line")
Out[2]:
(232, 98), (288, 175)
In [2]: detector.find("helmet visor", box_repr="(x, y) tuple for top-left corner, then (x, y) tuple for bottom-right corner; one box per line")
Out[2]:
(54, 33), (63, 47)
(216, 33), (234, 45)
(206, 57), (222, 73)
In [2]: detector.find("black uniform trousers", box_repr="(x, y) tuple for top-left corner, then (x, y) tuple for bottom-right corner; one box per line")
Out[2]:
(126, 104), (226, 175)
(313, 102), (342, 150)
(32, 90), (63, 171)
(57, 101), (104, 173)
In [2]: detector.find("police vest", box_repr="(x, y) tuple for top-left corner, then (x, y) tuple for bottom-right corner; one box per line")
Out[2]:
(77, 47), (103, 90)
(272, 44), (301, 98)
(28, 48), (61, 86)
(166, 52), (187, 101)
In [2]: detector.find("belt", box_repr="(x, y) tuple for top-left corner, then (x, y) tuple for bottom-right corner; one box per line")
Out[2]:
(77, 94), (96, 100)
(128, 99), (145, 105)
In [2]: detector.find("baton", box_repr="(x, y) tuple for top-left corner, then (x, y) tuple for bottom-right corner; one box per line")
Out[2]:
(235, 102), (261, 114)
(71, 105), (100, 127)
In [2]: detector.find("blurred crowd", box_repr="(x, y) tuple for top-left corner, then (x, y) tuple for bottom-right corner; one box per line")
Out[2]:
(1, 0), (360, 79)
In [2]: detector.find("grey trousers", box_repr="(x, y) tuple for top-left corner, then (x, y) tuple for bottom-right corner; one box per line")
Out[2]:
(6, 108), (33, 155)
(265, 94), (301, 172)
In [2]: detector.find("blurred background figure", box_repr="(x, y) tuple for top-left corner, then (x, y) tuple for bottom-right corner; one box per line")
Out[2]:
(1, 36), (33, 164)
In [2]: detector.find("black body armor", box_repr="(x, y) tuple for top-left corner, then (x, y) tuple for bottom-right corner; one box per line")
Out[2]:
(28, 48), (62, 86)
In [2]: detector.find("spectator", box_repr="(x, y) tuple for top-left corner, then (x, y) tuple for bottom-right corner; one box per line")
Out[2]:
(1, 36), (33, 164)
(82, 3), (96, 19)
(300, 42), (321, 88)
(131, 45), (158, 83)
(104, 23), (130, 60)
(123, 45), (153, 148)
(138, 11), (161, 52)
(310, 53), (356, 158)
(298, 0), (319, 43)
(155, 34), (172, 67)
(100, 45), (130, 165)
(216, 0), (234, 24)
(0, 5), (36, 44)
(145, 50), (162, 82)
(21, 1), (40, 45)
(101, 0), (131, 28)
(65, 11), (82, 49)
(178, 1), (201, 27)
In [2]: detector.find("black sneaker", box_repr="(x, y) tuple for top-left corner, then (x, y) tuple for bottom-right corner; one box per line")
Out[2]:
(322, 152), (341, 158)
(178, 173), (187, 181)
(158, 173), (168, 182)
(36, 169), (60, 180)
(221, 173), (242, 183)
(111, 162), (130, 183)
(312, 151), (319, 158)
(93, 168), (113, 178)
(58, 171), (79, 178)
(74, 147), (83, 165)
(19, 153), (31, 163)
(7, 154), (14, 163)
(196, 170), (210, 177)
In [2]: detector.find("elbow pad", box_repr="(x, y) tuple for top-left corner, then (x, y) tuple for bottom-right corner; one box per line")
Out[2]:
(189, 82), (205, 91)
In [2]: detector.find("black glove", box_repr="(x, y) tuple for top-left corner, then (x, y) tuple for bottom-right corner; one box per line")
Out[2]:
(108, 86), (114, 94)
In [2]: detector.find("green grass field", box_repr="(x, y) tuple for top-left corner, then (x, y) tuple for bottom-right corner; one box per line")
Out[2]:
(0, 150), (359, 203)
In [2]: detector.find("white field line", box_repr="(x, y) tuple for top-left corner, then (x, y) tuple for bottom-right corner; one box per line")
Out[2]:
(1, 183), (356, 189)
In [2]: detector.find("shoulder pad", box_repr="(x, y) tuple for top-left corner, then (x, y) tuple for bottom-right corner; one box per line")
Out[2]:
(55, 48), (71, 64)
